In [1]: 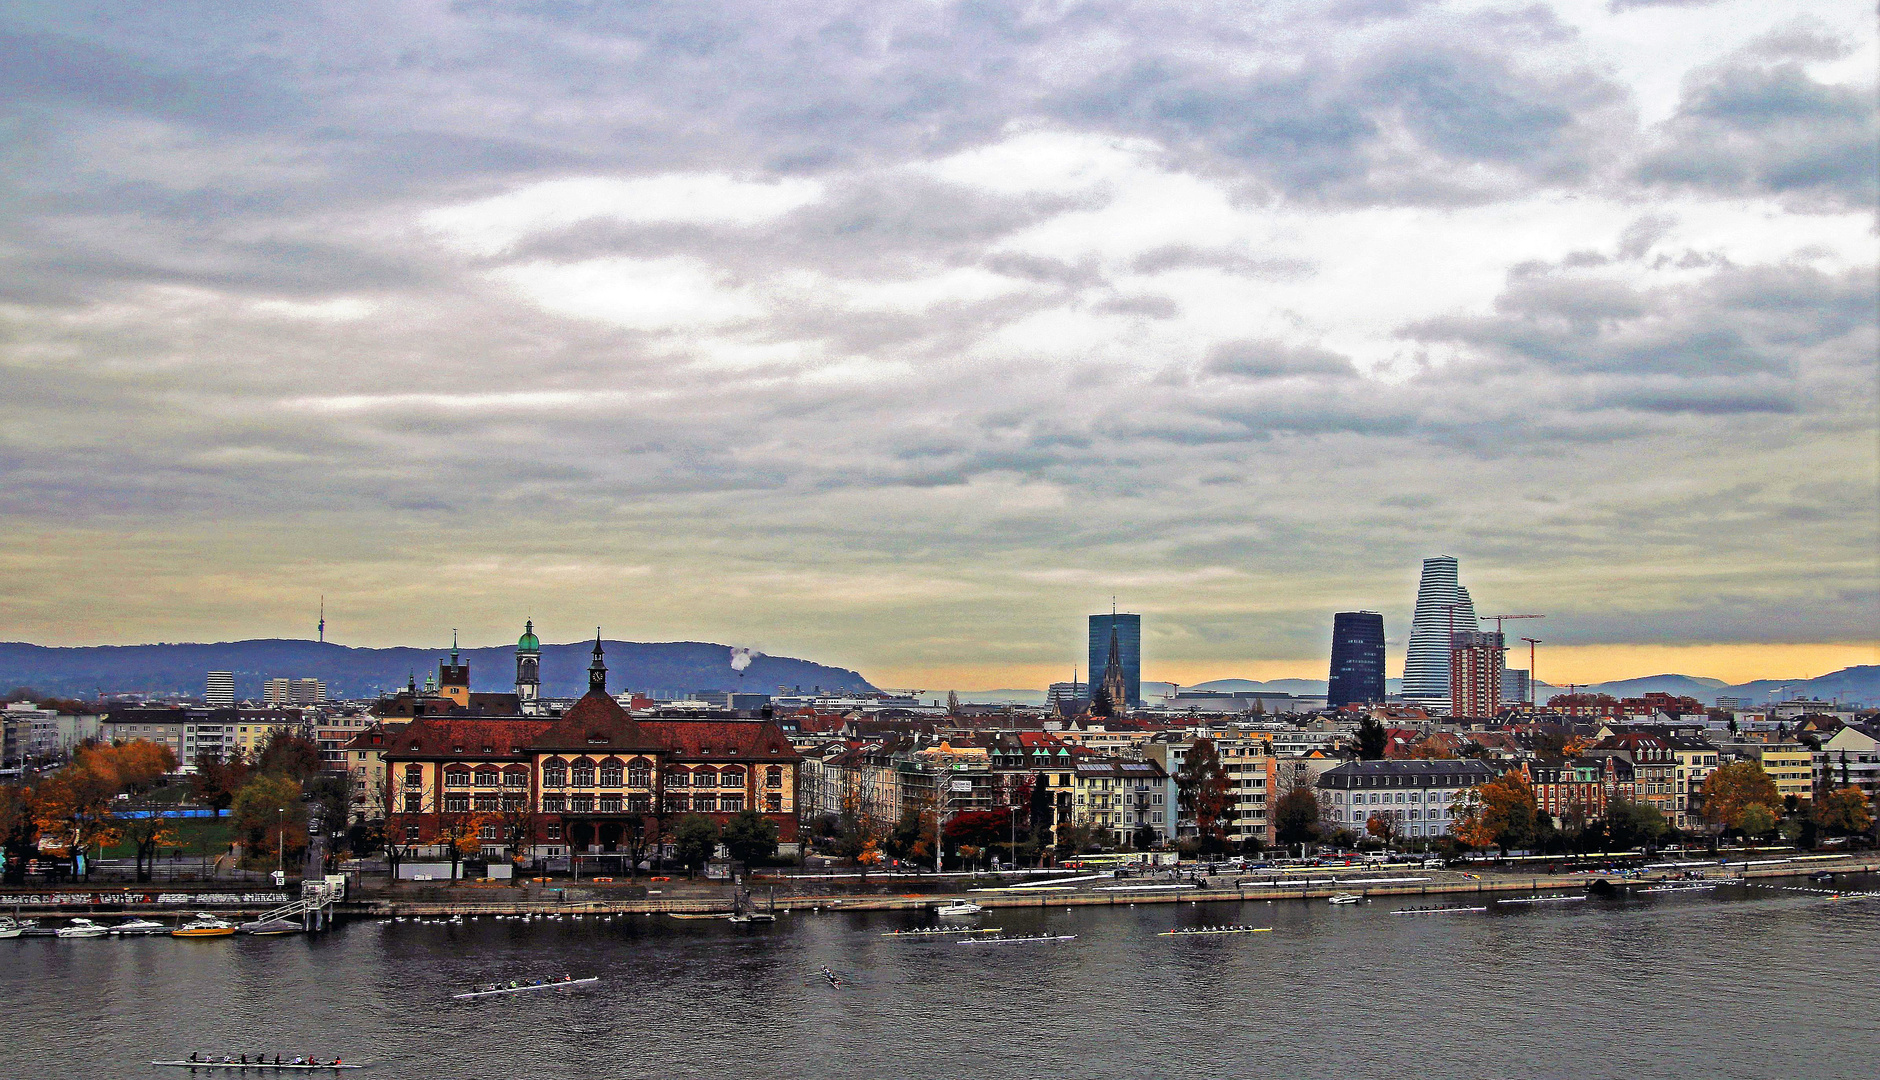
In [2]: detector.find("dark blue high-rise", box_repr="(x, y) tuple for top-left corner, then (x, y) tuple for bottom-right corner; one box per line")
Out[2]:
(1328, 611), (1386, 707)
(1087, 613), (1142, 708)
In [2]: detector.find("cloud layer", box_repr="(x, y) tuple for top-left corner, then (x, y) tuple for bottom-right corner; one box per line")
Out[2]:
(0, 0), (1873, 686)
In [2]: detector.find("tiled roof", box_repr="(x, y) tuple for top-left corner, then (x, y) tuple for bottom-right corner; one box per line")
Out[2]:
(642, 719), (802, 761)
(532, 690), (663, 752)
(379, 718), (553, 759)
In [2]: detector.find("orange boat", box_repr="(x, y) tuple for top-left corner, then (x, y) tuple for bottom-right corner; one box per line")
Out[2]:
(172, 913), (237, 938)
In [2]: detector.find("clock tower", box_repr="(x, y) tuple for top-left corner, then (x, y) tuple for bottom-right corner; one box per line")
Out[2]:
(516, 620), (541, 715)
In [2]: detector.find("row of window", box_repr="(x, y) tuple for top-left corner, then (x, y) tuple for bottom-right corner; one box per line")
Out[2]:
(1339, 790), (1452, 805)
(419, 765), (789, 789)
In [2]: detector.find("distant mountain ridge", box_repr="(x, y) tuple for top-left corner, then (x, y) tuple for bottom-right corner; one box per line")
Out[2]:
(0, 639), (876, 701)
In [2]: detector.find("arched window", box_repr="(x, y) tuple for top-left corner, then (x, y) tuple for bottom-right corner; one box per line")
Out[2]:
(444, 767), (471, 788)
(474, 768), (501, 788)
(720, 769), (746, 788)
(599, 758), (624, 787)
(503, 766), (528, 788)
(542, 758), (568, 788)
(571, 758), (596, 787)
(666, 770), (689, 788)
(627, 758), (652, 788)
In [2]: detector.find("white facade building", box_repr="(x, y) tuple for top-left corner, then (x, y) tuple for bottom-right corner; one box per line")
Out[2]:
(1318, 759), (1497, 841)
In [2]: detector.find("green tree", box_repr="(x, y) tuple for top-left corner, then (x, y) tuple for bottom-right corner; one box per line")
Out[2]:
(1606, 797), (1669, 850)
(1356, 716), (1389, 760)
(1175, 738), (1232, 854)
(229, 774), (308, 866)
(722, 809), (780, 866)
(1736, 802), (1777, 845)
(1273, 786), (1323, 849)
(671, 813), (720, 874)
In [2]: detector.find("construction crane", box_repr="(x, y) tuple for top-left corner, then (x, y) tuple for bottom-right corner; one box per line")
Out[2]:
(1482, 613), (1544, 634)
(1520, 637), (1542, 708)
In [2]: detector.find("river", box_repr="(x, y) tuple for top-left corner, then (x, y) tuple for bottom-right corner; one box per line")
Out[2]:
(3, 876), (1874, 1080)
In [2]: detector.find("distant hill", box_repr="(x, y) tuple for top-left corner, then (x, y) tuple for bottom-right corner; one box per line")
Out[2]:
(0, 639), (876, 701)
(1574, 674), (1732, 699)
(1540, 667), (1877, 707)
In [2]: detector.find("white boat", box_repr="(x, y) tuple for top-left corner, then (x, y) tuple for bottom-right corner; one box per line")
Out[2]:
(0, 917), (29, 940)
(240, 918), (303, 936)
(112, 917), (169, 935)
(451, 976), (599, 999)
(1327, 893), (1363, 905)
(935, 901), (983, 916)
(1642, 883), (1717, 894)
(1391, 905), (1487, 915)
(1498, 895), (1585, 905)
(957, 933), (1075, 945)
(56, 918), (110, 939)
(1157, 925), (1273, 936)
(881, 926), (1001, 937)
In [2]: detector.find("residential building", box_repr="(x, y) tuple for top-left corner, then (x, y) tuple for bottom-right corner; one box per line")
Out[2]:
(1448, 631), (1504, 720)
(1067, 759), (1174, 846)
(205, 672), (235, 707)
(1087, 613), (1142, 709)
(1813, 725), (1880, 798)
(1524, 756), (1637, 828)
(1402, 556), (1479, 708)
(1667, 734), (1721, 831)
(101, 708), (189, 760)
(1503, 668), (1532, 707)
(264, 678), (326, 705)
(1328, 611), (1386, 707)
(1587, 732), (1678, 818)
(1318, 759), (1497, 841)
(231, 710), (305, 758)
(1746, 743), (1815, 805)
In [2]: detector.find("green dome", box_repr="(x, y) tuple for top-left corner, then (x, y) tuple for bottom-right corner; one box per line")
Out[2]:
(517, 619), (540, 652)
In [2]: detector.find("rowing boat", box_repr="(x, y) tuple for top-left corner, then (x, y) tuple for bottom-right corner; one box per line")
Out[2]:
(451, 976), (599, 999)
(1641, 883), (1716, 893)
(151, 1063), (360, 1071)
(1497, 895), (1585, 905)
(881, 927), (1001, 937)
(666, 912), (734, 921)
(957, 934), (1076, 945)
(1392, 906), (1487, 915)
(1157, 926), (1272, 936)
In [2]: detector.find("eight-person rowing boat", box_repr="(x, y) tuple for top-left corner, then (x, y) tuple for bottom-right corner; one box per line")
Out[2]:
(152, 1054), (357, 1070)
(1157, 924), (1271, 936)
(452, 974), (598, 999)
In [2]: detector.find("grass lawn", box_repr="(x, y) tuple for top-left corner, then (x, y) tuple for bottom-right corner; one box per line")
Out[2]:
(98, 815), (235, 860)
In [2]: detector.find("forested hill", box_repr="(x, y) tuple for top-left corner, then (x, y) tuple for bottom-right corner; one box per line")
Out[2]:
(0, 639), (877, 701)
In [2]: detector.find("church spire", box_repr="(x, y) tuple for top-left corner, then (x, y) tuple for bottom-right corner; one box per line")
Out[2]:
(588, 629), (607, 694)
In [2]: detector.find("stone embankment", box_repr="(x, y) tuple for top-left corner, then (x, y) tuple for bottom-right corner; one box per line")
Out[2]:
(344, 855), (1880, 919)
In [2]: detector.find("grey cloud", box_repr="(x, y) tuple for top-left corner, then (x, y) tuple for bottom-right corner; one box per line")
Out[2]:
(1130, 245), (1313, 279)
(1206, 340), (1359, 379)
(1637, 55), (1876, 209)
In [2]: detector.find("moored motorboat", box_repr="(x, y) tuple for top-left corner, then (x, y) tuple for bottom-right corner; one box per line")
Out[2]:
(240, 918), (303, 936)
(173, 913), (237, 938)
(935, 901), (983, 916)
(56, 918), (110, 939)
(0, 917), (30, 940)
(112, 917), (169, 935)
(1327, 893), (1362, 905)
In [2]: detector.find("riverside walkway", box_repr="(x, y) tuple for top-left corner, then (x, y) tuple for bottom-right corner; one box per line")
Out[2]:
(345, 854), (1880, 919)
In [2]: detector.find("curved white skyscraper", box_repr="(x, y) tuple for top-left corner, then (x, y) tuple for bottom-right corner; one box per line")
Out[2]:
(1402, 556), (1478, 703)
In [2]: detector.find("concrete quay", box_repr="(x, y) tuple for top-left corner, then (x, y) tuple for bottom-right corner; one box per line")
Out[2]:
(344, 854), (1879, 919)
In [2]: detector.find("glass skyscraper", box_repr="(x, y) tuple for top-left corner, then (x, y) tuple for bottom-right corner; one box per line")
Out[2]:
(1328, 611), (1386, 707)
(1087, 613), (1142, 708)
(1402, 555), (1479, 705)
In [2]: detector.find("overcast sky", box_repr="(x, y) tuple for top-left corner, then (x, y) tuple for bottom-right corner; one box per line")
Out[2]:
(1, 0), (1874, 690)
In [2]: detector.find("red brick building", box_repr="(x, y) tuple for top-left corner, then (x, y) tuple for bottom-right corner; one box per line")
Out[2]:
(359, 637), (801, 862)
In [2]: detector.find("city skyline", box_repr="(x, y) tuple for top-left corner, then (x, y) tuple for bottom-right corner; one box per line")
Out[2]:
(0, 1), (1873, 693)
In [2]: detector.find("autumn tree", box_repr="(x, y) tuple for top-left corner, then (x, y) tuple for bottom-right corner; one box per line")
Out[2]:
(1365, 813), (1400, 846)
(33, 758), (123, 859)
(1699, 761), (1781, 835)
(1451, 770), (1536, 855)
(1812, 787), (1873, 838)
(191, 752), (250, 816)
(229, 774), (307, 867)
(120, 806), (177, 882)
(91, 741), (175, 793)
(1175, 738), (1232, 855)
(434, 811), (491, 880)
(1736, 803), (1777, 845)
(254, 728), (324, 783)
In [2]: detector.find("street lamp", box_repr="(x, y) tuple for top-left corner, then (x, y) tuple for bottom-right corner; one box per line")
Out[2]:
(277, 808), (286, 879)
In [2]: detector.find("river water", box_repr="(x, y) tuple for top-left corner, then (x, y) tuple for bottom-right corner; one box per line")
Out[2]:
(3, 877), (1874, 1080)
